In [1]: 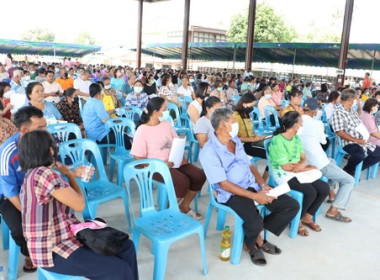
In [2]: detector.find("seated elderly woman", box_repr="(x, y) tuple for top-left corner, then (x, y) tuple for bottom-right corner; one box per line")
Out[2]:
(26, 82), (62, 122)
(82, 83), (131, 148)
(210, 79), (227, 106)
(56, 88), (83, 130)
(130, 97), (206, 220)
(18, 130), (138, 279)
(360, 98), (380, 147)
(269, 111), (329, 236)
(193, 96), (222, 148)
(199, 107), (299, 266)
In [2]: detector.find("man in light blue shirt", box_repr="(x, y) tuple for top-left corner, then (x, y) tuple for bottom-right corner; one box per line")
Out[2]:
(199, 108), (298, 266)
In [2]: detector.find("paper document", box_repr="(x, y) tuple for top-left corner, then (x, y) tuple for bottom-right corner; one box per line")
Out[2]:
(296, 169), (322, 184)
(266, 183), (290, 197)
(355, 123), (370, 141)
(168, 137), (186, 168)
(9, 92), (27, 113)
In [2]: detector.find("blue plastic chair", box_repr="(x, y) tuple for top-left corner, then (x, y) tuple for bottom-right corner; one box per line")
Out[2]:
(105, 118), (135, 186)
(264, 139), (321, 238)
(324, 123), (336, 158)
(1, 215), (9, 250)
(59, 139), (131, 230)
(230, 95), (241, 105)
(123, 159), (207, 280)
(118, 106), (143, 122)
(38, 268), (84, 280)
(250, 107), (272, 136)
(263, 105), (280, 131)
(281, 100), (289, 109)
(167, 102), (182, 128)
(47, 123), (82, 142)
(0, 219), (20, 280)
(204, 184), (267, 265)
(177, 96), (193, 128)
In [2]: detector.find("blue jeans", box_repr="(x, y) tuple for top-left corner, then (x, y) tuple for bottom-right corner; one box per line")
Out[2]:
(321, 159), (355, 210)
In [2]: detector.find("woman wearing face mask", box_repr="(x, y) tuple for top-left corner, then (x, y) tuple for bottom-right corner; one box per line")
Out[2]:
(210, 80), (227, 105)
(131, 97), (206, 220)
(258, 86), (277, 124)
(194, 96), (222, 148)
(269, 111), (329, 236)
(359, 98), (380, 146)
(110, 68), (127, 102)
(143, 74), (157, 97)
(125, 80), (148, 109)
(187, 82), (209, 126)
(234, 93), (269, 180)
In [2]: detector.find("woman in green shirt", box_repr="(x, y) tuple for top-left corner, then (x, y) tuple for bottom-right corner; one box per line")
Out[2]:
(268, 111), (329, 236)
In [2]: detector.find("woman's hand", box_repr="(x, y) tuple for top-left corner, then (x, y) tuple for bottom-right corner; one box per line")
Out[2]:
(54, 162), (72, 177)
(72, 165), (95, 179)
(181, 158), (189, 166)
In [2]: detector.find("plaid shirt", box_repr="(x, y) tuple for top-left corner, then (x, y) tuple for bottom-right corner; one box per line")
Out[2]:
(330, 103), (375, 152)
(125, 91), (148, 108)
(20, 167), (82, 267)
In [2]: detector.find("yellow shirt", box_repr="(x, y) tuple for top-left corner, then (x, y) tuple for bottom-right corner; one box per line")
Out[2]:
(102, 94), (116, 118)
(361, 94), (369, 102)
(281, 104), (304, 117)
(233, 111), (256, 138)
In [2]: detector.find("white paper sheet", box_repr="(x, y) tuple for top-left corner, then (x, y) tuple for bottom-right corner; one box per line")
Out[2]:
(266, 183), (290, 197)
(9, 92), (27, 114)
(296, 169), (323, 184)
(168, 137), (186, 168)
(355, 123), (370, 141)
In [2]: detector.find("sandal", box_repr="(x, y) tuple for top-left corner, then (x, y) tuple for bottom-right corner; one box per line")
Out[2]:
(249, 248), (267, 266)
(302, 221), (322, 232)
(297, 224), (309, 236)
(260, 241), (282, 255)
(23, 258), (37, 273)
(325, 212), (352, 223)
(185, 209), (202, 220)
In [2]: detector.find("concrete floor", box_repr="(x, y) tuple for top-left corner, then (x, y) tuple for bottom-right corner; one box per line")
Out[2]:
(1, 160), (380, 280)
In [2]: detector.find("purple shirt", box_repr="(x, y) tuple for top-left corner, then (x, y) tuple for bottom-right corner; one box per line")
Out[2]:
(359, 111), (380, 146)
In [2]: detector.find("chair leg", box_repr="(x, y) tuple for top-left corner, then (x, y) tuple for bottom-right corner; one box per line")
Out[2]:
(132, 230), (141, 252)
(313, 204), (323, 222)
(1, 218), (9, 250)
(8, 234), (20, 280)
(109, 158), (115, 182)
(354, 162), (363, 186)
(121, 193), (132, 231)
(152, 243), (169, 280)
(193, 195), (198, 213)
(371, 162), (379, 179)
(216, 209), (227, 231)
(203, 204), (214, 238)
(117, 160), (124, 187)
(230, 218), (244, 265)
(289, 190), (303, 238)
(197, 229), (208, 275)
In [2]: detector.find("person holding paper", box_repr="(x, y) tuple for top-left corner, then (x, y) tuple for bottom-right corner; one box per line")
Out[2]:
(130, 97), (206, 220)
(330, 89), (380, 176)
(269, 111), (329, 236)
(299, 98), (354, 223)
(200, 108), (299, 266)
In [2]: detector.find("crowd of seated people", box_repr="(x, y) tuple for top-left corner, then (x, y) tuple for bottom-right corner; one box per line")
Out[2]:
(1, 56), (380, 278)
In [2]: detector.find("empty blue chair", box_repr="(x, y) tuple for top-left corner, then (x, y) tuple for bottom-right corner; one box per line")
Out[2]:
(47, 123), (82, 142)
(167, 102), (182, 128)
(38, 268), (84, 280)
(59, 139), (131, 230)
(204, 184), (267, 265)
(263, 105), (280, 131)
(105, 118), (135, 186)
(124, 159), (207, 280)
(118, 106), (143, 121)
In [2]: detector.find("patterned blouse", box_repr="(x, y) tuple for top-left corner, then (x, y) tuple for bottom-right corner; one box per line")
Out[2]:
(0, 117), (18, 146)
(56, 97), (83, 125)
(20, 167), (82, 267)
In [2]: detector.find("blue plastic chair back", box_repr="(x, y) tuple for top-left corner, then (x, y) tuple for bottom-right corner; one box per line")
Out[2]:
(118, 106), (143, 121)
(264, 105), (280, 130)
(124, 159), (178, 219)
(105, 118), (135, 151)
(167, 103), (182, 128)
(281, 100), (289, 109)
(230, 95), (241, 105)
(47, 123), (82, 142)
(177, 96), (193, 111)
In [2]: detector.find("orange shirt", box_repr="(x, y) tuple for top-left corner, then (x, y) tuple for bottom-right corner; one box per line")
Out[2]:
(55, 77), (74, 90)
(363, 77), (371, 89)
(281, 104), (304, 117)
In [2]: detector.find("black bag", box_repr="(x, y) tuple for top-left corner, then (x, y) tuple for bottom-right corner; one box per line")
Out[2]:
(73, 217), (129, 256)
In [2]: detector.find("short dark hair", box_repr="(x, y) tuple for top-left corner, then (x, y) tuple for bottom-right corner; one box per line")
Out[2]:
(0, 81), (11, 98)
(26, 82), (43, 100)
(19, 130), (57, 171)
(362, 98), (378, 113)
(289, 87), (302, 99)
(64, 88), (76, 97)
(13, 106), (44, 129)
(327, 91), (340, 103)
(89, 83), (102, 98)
(46, 70), (54, 76)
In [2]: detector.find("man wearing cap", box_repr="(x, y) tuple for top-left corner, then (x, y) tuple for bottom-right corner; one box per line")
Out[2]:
(298, 98), (354, 223)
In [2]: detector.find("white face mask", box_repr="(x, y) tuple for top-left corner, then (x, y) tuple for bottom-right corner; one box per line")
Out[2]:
(297, 126), (304, 135)
(159, 110), (170, 122)
(265, 94), (272, 100)
(228, 122), (239, 138)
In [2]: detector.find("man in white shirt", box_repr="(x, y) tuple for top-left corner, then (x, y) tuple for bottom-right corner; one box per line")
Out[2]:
(299, 98), (354, 223)
(74, 70), (91, 99)
(42, 70), (64, 103)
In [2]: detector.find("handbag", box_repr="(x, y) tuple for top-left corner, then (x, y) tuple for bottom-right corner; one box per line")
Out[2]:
(70, 217), (129, 256)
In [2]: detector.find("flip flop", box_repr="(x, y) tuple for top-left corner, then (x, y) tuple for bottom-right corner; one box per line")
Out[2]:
(23, 258), (37, 273)
(261, 241), (282, 255)
(302, 221), (322, 232)
(185, 209), (202, 220)
(249, 248), (267, 266)
(325, 212), (352, 223)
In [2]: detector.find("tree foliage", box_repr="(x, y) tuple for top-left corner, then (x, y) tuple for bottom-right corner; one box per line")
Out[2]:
(227, 2), (297, 43)
(21, 28), (55, 42)
(75, 32), (96, 45)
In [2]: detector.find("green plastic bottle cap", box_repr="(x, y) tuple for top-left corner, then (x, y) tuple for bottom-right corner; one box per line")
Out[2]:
(225, 226), (230, 230)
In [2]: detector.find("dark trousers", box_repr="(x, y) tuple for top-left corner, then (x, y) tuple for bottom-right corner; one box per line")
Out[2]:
(97, 131), (132, 150)
(223, 188), (299, 252)
(287, 177), (329, 217)
(45, 239), (138, 280)
(0, 198), (29, 256)
(343, 144), (380, 174)
(243, 142), (266, 159)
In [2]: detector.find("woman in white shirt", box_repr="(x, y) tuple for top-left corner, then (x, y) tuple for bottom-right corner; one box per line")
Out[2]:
(324, 91), (341, 120)
(193, 96), (222, 148)
(176, 76), (194, 99)
(187, 82), (208, 126)
(159, 74), (180, 107)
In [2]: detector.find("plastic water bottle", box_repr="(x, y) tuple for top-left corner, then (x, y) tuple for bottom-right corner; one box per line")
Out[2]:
(0, 265), (5, 280)
(220, 226), (231, 261)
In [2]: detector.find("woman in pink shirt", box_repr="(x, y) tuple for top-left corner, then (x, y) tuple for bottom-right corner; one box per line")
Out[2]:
(271, 83), (283, 107)
(130, 97), (206, 220)
(360, 98), (380, 146)
(258, 86), (277, 120)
